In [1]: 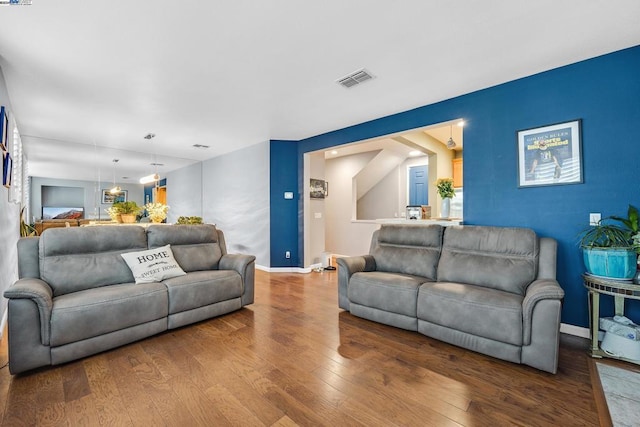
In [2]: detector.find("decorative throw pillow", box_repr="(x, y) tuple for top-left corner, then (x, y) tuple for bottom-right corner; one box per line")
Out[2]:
(121, 244), (186, 284)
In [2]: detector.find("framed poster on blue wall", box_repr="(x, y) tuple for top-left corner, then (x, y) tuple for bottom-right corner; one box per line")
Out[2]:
(517, 119), (583, 188)
(0, 106), (8, 152)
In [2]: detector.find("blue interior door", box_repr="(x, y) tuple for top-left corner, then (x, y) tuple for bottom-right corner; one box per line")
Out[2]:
(409, 165), (428, 206)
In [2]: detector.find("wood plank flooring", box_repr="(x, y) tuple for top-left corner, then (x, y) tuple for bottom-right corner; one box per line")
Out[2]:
(0, 270), (605, 426)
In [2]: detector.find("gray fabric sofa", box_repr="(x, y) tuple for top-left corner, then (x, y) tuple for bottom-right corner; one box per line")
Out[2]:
(337, 224), (565, 373)
(4, 224), (255, 374)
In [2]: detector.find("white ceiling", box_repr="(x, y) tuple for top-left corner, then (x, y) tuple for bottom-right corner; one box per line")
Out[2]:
(0, 1), (639, 182)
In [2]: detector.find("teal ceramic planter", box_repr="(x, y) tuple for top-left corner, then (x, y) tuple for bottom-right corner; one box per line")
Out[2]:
(582, 248), (637, 279)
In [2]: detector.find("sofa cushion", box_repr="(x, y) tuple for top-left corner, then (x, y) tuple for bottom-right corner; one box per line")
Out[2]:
(417, 282), (524, 346)
(120, 244), (186, 284)
(40, 226), (148, 297)
(146, 225), (223, 272)
(349, 271), (430, 318)
(437, 226), (538, 295)
(162, 270), (243, 314)
(50, 282), (168, 347)
(370, 225), (443, 280)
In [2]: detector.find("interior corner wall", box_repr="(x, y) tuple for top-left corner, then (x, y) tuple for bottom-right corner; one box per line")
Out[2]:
(270, 140), (298, 267)
(288, 44), (640, 329)
(0, 66), (20, 332)
(324, 151), (381, 257)
(202, 141), (270, 267)
(357, 163), (401, 220)
(166, 164), (202, 223)
(306, 152), (326, 266)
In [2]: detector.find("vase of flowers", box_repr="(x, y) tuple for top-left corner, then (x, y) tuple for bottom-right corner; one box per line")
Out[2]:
(145, 202), (169, 223)
(436, 178), (455, 219)
(106, 206), (122, 223)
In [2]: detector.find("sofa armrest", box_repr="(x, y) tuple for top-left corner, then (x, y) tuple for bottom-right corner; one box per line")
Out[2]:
(522, 279), (564, 345)
(3, 278), (53, 345)
(219, 254), (256, 305)
(336, 255), (376, 311)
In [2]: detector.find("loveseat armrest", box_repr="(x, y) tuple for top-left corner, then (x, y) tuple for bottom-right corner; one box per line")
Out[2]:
(220, 254), (256, 305)
(336, 255), (376, 311)
(3, 278), (53, 345)
(522, 279), (564, 345)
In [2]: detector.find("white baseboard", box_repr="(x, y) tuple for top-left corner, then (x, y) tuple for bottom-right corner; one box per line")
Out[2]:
(256, 264), (314, 274)
(560, 323), (590, 338)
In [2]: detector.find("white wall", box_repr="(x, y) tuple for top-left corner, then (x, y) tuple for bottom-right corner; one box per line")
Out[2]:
(325, 151), (380, 257)
(201, 141), (270, 267)
(305, 152), (326, 266)
(357, 164), (401, 220)
(30, 177), (144, 221)
(0, 67), (21, 333)
(166, 162), (202, 223)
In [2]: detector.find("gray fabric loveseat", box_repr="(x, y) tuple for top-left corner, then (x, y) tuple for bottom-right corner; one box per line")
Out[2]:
(337, 224), (565, 373)
(4, 224), (255, 374)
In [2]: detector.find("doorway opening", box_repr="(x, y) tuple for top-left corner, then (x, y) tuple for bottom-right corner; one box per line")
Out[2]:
(303, 119), (464, 267)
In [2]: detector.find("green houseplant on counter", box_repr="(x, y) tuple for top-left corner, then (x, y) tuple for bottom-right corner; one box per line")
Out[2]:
(176, 216), (203, 225)
(113, 201), (142, 223)
(579, 205), (639, 280)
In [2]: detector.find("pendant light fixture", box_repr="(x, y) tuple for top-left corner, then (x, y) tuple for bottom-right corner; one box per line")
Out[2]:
(446, 125), (456, 150)
(109, 159), (122, 194)
(139, 133), (160, 184)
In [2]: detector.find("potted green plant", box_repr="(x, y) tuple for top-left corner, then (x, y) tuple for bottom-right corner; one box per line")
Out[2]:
(113, 201), (142, 223)
(436, 178), (455, 219)
(176, 216), (203, 225)
(579, 205), (639, 279)
(19, 206), (37, 237)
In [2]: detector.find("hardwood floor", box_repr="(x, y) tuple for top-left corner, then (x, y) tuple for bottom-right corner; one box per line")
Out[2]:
(0, 270), (605, 426)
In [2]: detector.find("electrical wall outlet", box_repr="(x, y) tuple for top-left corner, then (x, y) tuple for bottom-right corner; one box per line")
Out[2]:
(285, 251), (291, 259)
(589, 213), (601, 226)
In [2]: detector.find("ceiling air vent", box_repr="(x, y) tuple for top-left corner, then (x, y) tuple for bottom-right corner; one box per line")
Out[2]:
(192, 144), (210, 149)
(337, 68), (374, 88)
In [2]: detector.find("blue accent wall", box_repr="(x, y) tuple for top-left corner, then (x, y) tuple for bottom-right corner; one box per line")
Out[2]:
(271, 45), (640, 328)
(270, 140), (299, 267)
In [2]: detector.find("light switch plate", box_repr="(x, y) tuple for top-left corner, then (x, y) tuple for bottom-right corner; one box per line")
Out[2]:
(284, 192), (294, 199)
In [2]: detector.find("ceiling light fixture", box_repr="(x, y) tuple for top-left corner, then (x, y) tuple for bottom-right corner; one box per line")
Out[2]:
(110, 159), (122, 194)
(139, 173), (160, 184)
(409, 150), (422, 157)
(446, 125), (456, 150)
(139, 133), (160, 184)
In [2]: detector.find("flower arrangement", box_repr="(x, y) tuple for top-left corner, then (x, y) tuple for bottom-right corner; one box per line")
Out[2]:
(145, 202), (169, 223)
(436, 178), (455, 199)
(106, 206), (121, 222)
